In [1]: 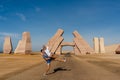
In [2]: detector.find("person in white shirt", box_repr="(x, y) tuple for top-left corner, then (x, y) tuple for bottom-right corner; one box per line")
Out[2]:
(40, 45), (66, 76)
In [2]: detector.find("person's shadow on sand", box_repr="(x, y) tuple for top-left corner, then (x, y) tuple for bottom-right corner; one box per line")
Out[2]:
(48, 67), (71, 75)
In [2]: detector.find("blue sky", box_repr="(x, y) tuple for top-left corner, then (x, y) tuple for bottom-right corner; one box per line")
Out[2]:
(0, 0), (120, 51)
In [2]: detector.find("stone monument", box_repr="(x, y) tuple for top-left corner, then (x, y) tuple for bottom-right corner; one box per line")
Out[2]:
(3, 36), (12, 54)
(93, 37), (99, 53)
(93, 37), (105, 53)
(73, 31), (94, 54)
(47, 29), (64, 53)
(14, 32), (32, 54)
(47, 29), (94, 55)
(99, 37), (105, 53)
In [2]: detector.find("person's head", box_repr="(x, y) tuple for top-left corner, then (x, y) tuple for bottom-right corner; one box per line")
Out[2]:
(40, 48), (45, 55)
(40, 45), (47, 53)
(40, 49), (43, 52)
(42, 45), (47, 50)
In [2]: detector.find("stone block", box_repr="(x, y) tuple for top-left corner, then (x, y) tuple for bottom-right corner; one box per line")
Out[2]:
(51, 36), (64, 53)
(74, 44), (81, 55)
(73, 31), (94, 54)
(99, 38), (105, 53)
(73, 30), (82, 39)
(14, 40), (22, 53)
(55, 45), (62, 55)
(3, 36), (12, 54)
(14, 32), (32, 54)
(47, 29), (64, 51)
(61, 42), (75, 46)
(93, 37), (99, 53)
(73, 38), (87, 54)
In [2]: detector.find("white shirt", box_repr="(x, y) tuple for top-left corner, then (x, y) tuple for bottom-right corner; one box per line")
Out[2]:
(45, 46), (51, 56)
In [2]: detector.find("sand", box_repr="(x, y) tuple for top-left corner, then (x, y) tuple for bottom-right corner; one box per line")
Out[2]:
(0, 53), (43, 79)
(1, 53), (120, 80)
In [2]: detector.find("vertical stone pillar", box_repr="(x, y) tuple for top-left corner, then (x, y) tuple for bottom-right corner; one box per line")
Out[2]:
(93, 37), (99, 53)
(3, 36), (12, 54)
(99, 37), (105, 53)
(14, 32), (32, 54)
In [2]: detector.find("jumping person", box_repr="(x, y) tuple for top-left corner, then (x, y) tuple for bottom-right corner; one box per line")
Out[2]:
(40, 45), (66, 76)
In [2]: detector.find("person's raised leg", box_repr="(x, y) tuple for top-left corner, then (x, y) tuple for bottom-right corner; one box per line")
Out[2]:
(54, 58), (66, 62)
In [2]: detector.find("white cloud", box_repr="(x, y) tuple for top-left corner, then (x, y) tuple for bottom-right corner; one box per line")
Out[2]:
(16, 13), (26, 21)
(0, 32), (20, 39)
(35, 7), (41, 12)
(0, 16), (7, 20)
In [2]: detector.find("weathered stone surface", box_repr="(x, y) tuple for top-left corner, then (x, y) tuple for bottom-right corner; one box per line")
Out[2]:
(73, 31), (82, 39)
(93, 37), (99, 53)
(3, 36), (12, 54)
(73, 31), (94, 54)
(73, 38), (87, 54)
(14, 32), (32, 54)
(14, 40), (22, 53)
(56, 42), (75, 55)
(56, 45), (62, 55)
(115, 45), (120, 54)
(105, 44), (119, 54)
(47, 29), (64, 51)
(47, 29), (94, 55)
(99, 38), (105, 53)
(61, 42), (75, 46)
(74, 44), (81, 55)
(51, 36), (64, 53)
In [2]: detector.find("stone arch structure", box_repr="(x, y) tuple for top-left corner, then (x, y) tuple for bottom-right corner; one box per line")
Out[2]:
(56, 42), (75, 55)
(47, 29), (94, 55)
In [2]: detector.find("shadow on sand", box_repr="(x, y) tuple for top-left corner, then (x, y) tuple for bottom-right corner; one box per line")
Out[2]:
(48, 67), (71, 75)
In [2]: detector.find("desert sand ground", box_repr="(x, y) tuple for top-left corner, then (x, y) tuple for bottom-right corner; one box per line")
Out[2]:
(0, 53), (120, 80)
(0, 53), (43, 80)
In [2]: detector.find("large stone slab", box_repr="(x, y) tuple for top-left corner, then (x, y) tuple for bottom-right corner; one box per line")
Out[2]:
(74, 44), (81, 55)
(14, 40), (22, 53)
(55, 45), (62, 55)
(47, 29), (64, 51)
(14, 32), (32, 54)
(93, 37), (99, 53)
(61, 42), (75, 46)
(73, 38), (87, 54)
(73, 31), (94, 54)
(51, 36), (64, 53)
(99, 38), (105, 53)
(73, 31), (83, 39)
(3, 36), (12, 54)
